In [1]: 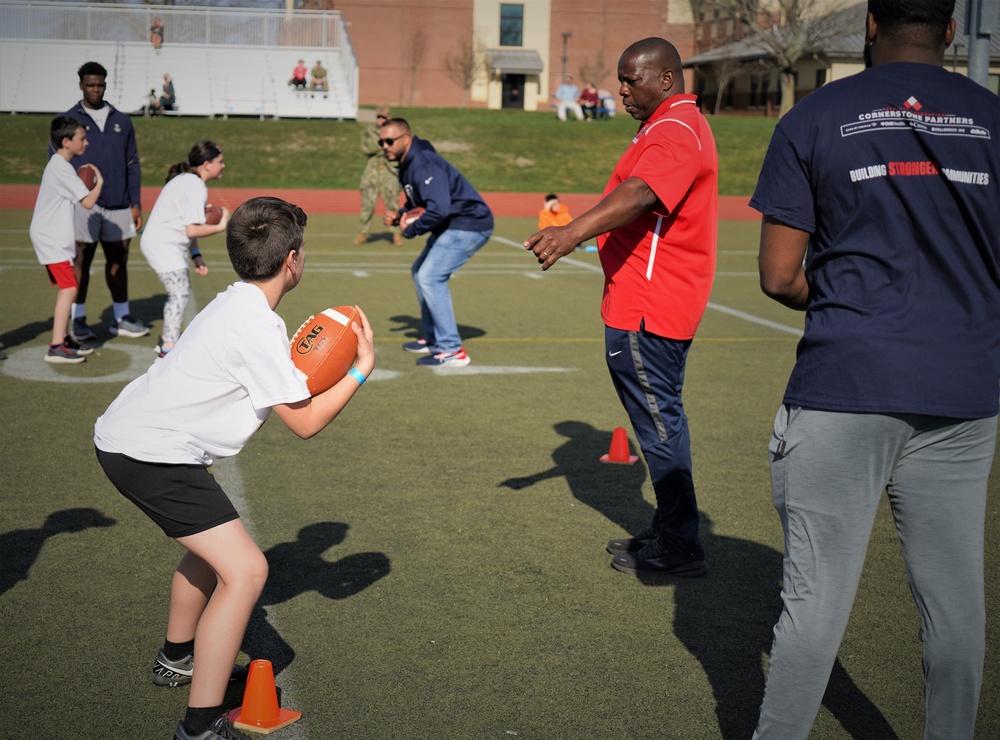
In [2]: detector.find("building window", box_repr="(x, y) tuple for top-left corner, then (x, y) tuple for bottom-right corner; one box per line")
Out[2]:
(815, 69), (827, 88)
(500, 4), (523, 47)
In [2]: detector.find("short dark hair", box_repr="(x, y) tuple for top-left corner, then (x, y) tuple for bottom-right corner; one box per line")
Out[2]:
(226, 197), (307, 282)
(545, 193), (559, 202)
(380, 117), (410, 133)
(50, 115), (84, 150)
(869, 0), (955, 43)
(77, 61), (107, 80)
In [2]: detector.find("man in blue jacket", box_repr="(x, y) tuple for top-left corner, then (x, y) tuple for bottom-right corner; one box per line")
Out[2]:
(59, 61), (148, 342)
(381, 118), (493, 367)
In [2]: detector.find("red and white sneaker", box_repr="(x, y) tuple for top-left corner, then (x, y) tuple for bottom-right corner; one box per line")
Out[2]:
(415, 347), (470, 367)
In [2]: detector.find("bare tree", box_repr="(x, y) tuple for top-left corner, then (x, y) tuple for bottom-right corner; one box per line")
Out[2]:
(407, 27), (427, 105)
(689, 0), (861, 116)
(442, 32), (486, 107)
(710, 45), (744, 114)
(578, 51), (611, 90)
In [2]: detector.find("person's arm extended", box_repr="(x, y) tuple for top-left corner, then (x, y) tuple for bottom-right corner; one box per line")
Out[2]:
(272, 307), (375, 439)
(79, 165), (104, 210)
(758, 215), (810, 310)
(523, 177), (658, 271)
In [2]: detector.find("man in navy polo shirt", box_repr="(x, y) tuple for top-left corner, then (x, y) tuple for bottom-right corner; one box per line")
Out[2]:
(750, 1), (999, 736)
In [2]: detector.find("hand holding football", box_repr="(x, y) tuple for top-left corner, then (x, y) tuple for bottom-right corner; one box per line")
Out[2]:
(400, 207), (425, 227)
(77, 165), (97, 190)
(205, 204), (225, 225)
(290, 306), (361, 395)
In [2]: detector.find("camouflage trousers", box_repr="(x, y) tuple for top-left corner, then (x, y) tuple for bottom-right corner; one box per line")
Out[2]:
(359, 169), (402, 235)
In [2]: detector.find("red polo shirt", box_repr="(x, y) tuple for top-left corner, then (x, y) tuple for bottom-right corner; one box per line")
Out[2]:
(598, 94), (718, 339)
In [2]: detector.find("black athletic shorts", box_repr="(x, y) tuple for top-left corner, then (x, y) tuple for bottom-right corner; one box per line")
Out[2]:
(96, 448), (239, 538)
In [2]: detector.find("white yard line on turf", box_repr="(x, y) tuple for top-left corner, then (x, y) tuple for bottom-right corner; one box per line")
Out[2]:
(179, 295), (310, 739)
(491, 235), (803, 337)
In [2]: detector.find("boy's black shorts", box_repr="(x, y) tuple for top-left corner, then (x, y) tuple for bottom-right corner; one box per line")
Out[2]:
(96, 448), (239, 538)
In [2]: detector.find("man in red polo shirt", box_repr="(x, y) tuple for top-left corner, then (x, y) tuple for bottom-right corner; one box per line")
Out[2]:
(525, 36), (717, 576)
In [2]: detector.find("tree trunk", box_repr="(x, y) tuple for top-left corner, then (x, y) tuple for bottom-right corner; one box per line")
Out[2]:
(778, 71), (796, 117)
(714, 86), (725, 116)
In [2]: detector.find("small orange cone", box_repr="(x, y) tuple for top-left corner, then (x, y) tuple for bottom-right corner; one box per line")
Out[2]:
(227, 659), (301, 734)
(600, 426), (638, 464)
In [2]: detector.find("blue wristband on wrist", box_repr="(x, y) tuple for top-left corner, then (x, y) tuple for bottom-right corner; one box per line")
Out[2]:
(348, 367), (366, 385)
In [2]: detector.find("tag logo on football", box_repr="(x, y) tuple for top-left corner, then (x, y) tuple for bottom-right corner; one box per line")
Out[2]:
(295, 325), (324, 354)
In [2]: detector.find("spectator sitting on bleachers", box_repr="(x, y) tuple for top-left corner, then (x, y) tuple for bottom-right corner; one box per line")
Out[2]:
(150, 17), (164, 51)
(310, 61), (328, 96)
(553, 74), (583, 121)
(150, 74), (176, 116)
(598, 88), (616, 118)
(580, 82), (600, 121)
(290, 59), (308, 90)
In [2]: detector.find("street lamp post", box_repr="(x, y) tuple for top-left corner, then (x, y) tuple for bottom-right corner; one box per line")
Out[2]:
(561, 32), (572, 81)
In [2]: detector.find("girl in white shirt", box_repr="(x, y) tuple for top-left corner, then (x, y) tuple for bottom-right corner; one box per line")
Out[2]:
(141, 140), (228, 356)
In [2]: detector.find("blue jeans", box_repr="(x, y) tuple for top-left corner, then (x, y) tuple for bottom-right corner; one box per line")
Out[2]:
(411, 228), (491, 353)
(604, 326), (701, 552)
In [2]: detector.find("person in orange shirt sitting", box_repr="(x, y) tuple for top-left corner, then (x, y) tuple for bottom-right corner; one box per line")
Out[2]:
(538, 193), (573, 230)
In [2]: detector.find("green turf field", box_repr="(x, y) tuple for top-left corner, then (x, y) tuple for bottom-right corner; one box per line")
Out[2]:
(0, 109), (774, 196)
(1, 209), (997, 738)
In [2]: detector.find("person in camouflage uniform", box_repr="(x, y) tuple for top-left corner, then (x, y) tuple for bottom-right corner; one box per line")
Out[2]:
(354, 106), (403, 246)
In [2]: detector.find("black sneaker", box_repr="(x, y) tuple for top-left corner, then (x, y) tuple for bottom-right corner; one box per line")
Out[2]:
(174, 714), (250, 740)
(607, 526), (659, 554)
(63, 337), (94, 356)
(151, 649), (248, 688)
(402, 338), (431, 353)
(70, 316), (97, 343)
(611, 539), (708, 577)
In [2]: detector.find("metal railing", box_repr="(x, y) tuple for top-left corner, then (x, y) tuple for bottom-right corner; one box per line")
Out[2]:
(0, 2), (349, 48)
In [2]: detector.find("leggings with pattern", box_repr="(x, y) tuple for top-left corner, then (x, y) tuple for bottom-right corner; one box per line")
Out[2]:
(156, 268), (191, 344)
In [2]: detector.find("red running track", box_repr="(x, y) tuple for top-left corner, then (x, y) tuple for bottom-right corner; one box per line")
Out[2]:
(0, 185), (756, 221)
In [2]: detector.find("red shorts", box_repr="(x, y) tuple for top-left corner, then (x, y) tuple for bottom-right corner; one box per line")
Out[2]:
(45, 261), (77, 289)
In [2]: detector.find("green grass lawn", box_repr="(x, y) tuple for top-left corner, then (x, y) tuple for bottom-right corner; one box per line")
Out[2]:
(1, 211), (997, 738)
(0, 108), (775, 196)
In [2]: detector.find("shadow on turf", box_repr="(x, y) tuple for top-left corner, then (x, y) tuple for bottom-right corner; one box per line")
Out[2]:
(242, 522), (391, 678)
(387, 314), (486, 342)
(0, 295), (168, 351)
(1, 508), (116, 595)
(499, 420), (898, 740)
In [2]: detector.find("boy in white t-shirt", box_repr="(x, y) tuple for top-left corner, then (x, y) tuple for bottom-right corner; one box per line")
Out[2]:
(29, 116), (104, 363)
(95, 196), (375, 740)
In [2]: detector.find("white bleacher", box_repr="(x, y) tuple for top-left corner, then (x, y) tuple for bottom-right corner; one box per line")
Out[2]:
(0, 39), (357, 119)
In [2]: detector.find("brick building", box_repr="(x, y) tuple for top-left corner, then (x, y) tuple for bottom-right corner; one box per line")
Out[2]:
(299, 0), (698, 109)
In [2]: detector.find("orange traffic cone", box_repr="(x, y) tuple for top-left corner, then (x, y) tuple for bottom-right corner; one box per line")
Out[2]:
(600, 426), (638, 464)
(227, 659), (302, 734)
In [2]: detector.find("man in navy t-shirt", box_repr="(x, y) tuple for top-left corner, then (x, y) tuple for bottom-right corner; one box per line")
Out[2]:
(750, 1), (999, 737)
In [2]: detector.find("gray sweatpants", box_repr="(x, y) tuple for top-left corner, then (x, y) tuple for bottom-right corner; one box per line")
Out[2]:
(753, 406), (997, 740)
